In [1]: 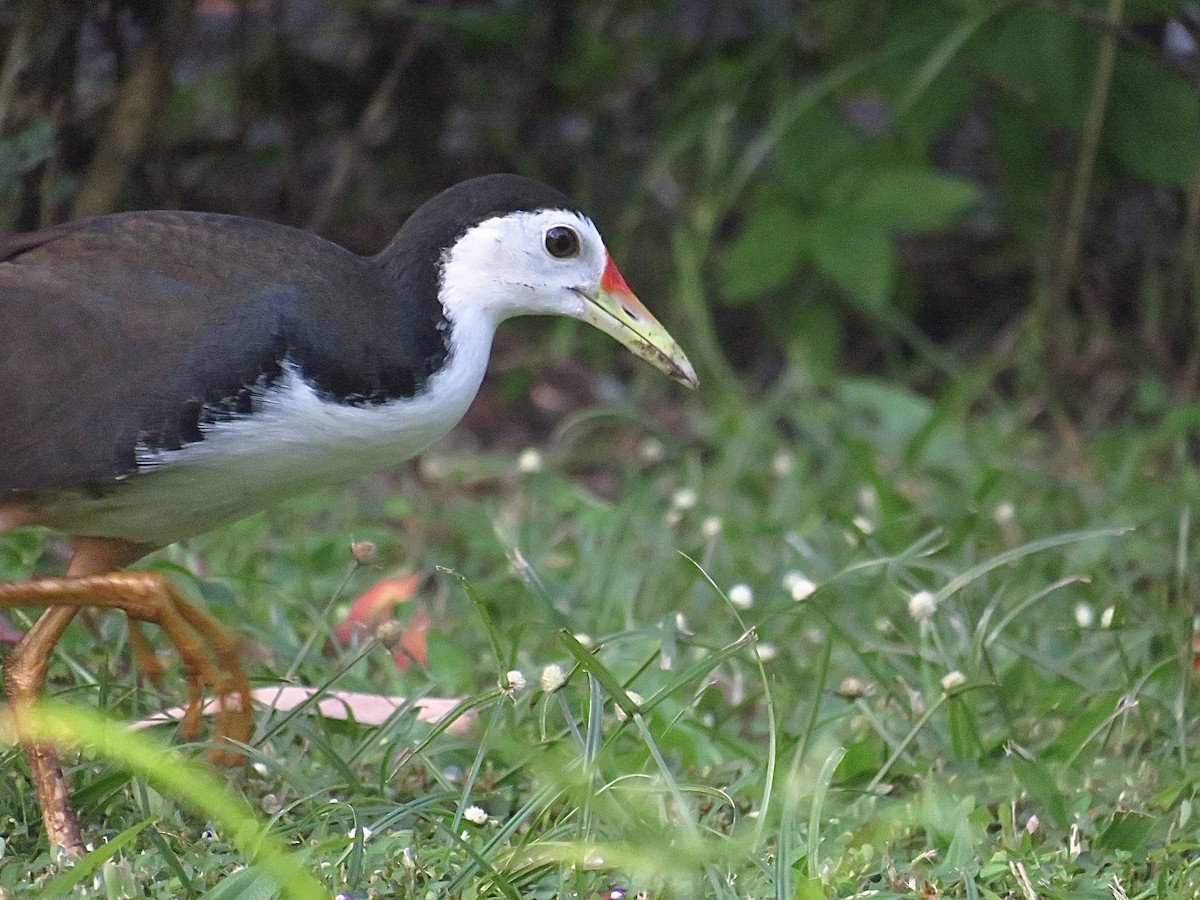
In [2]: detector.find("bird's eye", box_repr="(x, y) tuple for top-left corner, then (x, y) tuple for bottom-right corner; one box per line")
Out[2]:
(544, 225), (581, 259)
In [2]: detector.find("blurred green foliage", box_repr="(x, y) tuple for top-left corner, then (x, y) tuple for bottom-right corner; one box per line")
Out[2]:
(0, 0), (1196, 405)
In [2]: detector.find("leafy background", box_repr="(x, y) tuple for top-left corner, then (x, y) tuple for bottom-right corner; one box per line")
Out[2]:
(3, 0), (1195, 401)
(1, 1), (1199, 897)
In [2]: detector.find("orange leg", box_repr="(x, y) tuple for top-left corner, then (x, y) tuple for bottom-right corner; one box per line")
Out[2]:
(6, 606), (85, 855)
(1, 538), (252, 854)
(126, 620), (170, 680)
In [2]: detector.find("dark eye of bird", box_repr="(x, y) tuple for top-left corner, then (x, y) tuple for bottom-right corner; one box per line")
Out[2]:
(544, 225), (581, 259)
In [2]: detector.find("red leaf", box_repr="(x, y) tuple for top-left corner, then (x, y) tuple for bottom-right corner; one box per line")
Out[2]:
(391, 606), (430, 672)
(334, 573), (421, 644)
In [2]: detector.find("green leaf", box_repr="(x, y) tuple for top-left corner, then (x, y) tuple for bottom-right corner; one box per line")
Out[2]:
(835, 378), (934, 453)
(1009, 754), (1068, 829)
(721, 203), (808, 301)
(832, 739), (882, 786)
(803, 217), (893, 308)
(794, 876), (826, 900)
(984, 8), (1094, 128)
(785, 301), (842, 378)
(1095, 811), (1155, 853)
(848, 167), (978, 233)
(943, 804), (978, 873)
(777, 102), (863, 196)
(203, 867), (281, 900)
(1105, 51), (1200, 188)
(0, 117), (56, 177)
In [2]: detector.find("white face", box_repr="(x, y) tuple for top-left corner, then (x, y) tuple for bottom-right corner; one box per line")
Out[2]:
(437, 209), (606, 325)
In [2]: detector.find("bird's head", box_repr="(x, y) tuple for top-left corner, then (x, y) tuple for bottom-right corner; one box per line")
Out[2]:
(400, 175), (698, 389)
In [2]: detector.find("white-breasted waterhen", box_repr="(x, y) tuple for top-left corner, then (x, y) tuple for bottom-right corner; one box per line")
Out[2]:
(0, 173), (697, 853)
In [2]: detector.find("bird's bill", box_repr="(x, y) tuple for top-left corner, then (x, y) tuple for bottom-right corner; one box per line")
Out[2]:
(577, 253), (699, 389)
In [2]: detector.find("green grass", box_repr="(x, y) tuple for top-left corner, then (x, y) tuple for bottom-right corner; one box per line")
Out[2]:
(2, 373), (1198, 898)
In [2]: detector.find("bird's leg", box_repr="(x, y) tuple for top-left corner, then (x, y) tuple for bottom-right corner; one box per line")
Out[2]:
(0, 572), (254, 759)
(166, 592), (254, 765)
(2, 539), (145, 856)
(0, 538), (254, 853)
(5, 606), (86, 856)
(126, 620), (170, 679)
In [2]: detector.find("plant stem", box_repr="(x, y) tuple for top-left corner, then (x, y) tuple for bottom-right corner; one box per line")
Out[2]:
(1026, 0), (1125, 380)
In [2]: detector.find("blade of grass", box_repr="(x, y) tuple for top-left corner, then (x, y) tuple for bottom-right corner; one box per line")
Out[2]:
(453, 702), (506, 832)
(678, 550), (779, 849)
(5, 701), (326, 900)
(631, 711), (700, 841)
(806, 746), (847, 879)
(936, 527), (1131, 604)
(443, 566), (508, 673)
(558, 630), (640, 719)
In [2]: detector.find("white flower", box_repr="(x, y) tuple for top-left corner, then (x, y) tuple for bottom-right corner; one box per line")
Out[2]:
(517, 448), (544, 473)
(503, 670), (526, 694)
(1074, 602), (1095, 628)
(941, 670), (966, 691)
(1100, 606), (1115, 628)
(753, 643), (777, 662)
(671, 487), (697, 510)
(907, 590), (937, 621)
(573, 633), (594, 649)
(771, 450), (793, 477)
(784, 571), (816, 601)
(852, 515), (875, 535)
(463, 805), (488, 826)
(540, 663), (566, 693)
(728, 583), (754, 609)
(993, 501), (1015, 525)
(614, 691), (645, 722)
(639, 437), (665, 463)
(702, 516), (722, 538)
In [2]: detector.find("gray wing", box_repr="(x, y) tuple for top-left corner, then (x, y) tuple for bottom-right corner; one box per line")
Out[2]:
(0, 211), (445, 493)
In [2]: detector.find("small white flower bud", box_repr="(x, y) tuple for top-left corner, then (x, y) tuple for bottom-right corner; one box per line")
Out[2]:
(940, 670), (966, 691)
(540, 663), (566, 693)
(728, 583), (754, 609)
(463, 805), (488, 825)
(907, 590), (936, 621)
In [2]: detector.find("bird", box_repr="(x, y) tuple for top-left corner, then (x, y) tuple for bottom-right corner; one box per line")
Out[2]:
(0, 173), (697, 855)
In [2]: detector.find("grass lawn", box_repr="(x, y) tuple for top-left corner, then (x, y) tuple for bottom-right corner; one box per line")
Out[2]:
(1, 369), (1197, 898)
